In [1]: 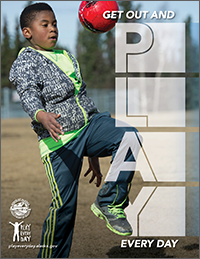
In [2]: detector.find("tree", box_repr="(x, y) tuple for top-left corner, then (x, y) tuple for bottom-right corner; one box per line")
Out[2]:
(76, 23), (109, 88)
(13, 18), (26, 55)
(185, 16), (199, 110)
(118, 1), (141, 23)
(24, 1), (34, 7)
(1, 17), (14, 88)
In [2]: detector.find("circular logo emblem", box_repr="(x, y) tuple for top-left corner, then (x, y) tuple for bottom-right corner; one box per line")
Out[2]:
(10, 198), (31, 219)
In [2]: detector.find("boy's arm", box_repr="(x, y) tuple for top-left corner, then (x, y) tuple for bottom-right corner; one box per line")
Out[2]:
(9, 57), (45, 121)
(84, 157), (102, 187)
(9, 57), (64, 142)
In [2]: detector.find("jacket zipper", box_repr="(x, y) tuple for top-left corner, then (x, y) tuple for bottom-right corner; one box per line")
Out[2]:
(27, 47), (88, 125)
(63, 51), (88, 125)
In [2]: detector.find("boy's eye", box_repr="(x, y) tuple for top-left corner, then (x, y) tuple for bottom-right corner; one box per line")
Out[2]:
(42, 24), (48, 27)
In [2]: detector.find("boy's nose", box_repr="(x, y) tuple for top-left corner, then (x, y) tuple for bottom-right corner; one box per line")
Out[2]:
(50, 25), (57, 32)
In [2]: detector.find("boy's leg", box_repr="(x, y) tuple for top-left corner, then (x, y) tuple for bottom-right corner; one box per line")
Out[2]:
(37, 111), (142, 258)
(84, 112), (143, 236)
(37, 139), (86, 258)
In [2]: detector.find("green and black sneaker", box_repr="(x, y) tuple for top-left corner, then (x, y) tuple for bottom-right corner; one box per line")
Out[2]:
(91, 200), (132, 236)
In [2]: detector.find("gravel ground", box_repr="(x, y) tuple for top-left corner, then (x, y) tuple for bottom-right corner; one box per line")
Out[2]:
(1, 118), (199, 258)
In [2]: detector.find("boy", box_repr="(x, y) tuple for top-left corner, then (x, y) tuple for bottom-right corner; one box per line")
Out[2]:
(9, 3), (142, 258)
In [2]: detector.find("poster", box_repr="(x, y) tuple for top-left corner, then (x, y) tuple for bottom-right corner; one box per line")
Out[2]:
(1, 1), (199, 258)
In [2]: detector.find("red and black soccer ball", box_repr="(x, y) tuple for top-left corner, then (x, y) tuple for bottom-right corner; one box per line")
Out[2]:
(78, 1), (119, 34)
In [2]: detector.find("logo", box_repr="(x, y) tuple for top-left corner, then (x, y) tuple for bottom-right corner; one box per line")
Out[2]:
(10, 198), (31, 219)
(9, 221), (31, 242)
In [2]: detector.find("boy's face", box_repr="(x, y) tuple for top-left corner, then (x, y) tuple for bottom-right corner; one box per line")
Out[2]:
(23, 10), (58, 51)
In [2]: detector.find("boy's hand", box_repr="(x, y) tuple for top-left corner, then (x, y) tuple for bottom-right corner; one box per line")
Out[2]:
(84, 157), (102, 187)
(36, 110), (64, 142)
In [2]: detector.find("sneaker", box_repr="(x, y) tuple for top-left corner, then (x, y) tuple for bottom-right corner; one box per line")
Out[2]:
(91, 200), (132, 236)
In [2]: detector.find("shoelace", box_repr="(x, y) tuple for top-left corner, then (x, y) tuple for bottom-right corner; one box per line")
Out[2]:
(107, 182), (132, 219)
(108, 206), (126, 219)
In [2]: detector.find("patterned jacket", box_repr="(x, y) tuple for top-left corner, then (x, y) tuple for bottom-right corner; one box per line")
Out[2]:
(9, 47), (99, 141)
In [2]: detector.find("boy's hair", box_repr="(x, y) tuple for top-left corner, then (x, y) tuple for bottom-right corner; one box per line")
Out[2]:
(20, 2), (54, 30)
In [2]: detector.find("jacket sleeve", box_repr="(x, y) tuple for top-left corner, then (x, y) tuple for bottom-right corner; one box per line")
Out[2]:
(9, 55), (45, 121)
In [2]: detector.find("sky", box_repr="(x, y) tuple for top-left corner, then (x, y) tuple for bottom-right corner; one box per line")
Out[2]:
(1, 1), (199, 55)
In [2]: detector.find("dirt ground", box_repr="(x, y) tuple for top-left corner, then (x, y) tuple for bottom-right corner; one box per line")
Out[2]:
(1, 118), (199, 258)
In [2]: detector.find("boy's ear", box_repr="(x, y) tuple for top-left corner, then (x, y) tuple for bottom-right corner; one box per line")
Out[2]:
(22, 27), (32, 39)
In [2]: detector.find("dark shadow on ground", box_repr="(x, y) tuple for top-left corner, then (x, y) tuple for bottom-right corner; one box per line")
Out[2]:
(182, 243), (199, 251)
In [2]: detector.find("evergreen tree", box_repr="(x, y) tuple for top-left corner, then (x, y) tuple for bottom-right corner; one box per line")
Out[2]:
(24, 1), (34, 7)
(118, 1), (141, 23)
(13, 18), (26, 55)
(1, 17), (13, 88)
(76, 23), (108, 88)
(101, 30), (115, 87)
(185, 16), (199, 110)
(118, 1), (133, 22)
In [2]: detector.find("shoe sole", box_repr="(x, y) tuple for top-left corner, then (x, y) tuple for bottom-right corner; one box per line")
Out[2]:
(91, 203), (132, 236)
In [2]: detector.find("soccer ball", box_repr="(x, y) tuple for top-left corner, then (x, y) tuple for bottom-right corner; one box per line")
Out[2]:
(78, 1), (119, 33)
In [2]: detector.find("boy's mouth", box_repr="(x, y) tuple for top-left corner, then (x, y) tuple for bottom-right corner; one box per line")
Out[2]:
(49, 36), (57, 41)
